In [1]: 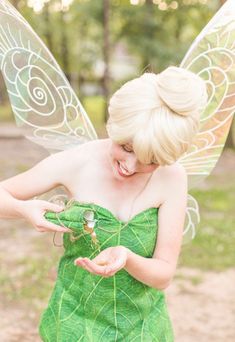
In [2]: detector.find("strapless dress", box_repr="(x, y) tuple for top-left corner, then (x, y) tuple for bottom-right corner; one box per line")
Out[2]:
(39, 200), (174, 341)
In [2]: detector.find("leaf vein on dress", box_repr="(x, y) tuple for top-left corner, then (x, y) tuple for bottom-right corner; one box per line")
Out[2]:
(118, 287), (142, 319)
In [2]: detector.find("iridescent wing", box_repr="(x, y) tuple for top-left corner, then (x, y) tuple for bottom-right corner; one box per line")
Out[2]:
(178, 0), (235, 242)
(179, 0), (235, 190)
(182, 194), (200, 245)
(0, 0), (97, 153)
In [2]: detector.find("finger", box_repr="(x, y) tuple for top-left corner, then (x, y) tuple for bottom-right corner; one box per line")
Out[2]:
(74, 257), (85, 266)
(104, 267), (118, 276)
(82, 258), (107, 276)
(75, 258), (111, 277)
(74, 258), (91, 269)
(38, 219), (72, 233)
(76, 259), (96, 275)
(44, 203), (65, 212)
(74, 257), (107, 276)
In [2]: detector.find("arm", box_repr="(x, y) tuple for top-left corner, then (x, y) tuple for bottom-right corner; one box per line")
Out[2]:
(0, 147), (81, 232)
(0, 151), (65, 218)
(124, 166), (188, 290)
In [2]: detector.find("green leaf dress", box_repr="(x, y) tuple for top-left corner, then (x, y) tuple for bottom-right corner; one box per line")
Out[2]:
(39, 200), (174, 341)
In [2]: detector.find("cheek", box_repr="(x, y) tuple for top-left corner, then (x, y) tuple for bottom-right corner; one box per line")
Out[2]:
(110, 144), (124, 160)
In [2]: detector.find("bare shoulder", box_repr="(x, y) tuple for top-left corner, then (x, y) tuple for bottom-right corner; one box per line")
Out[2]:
(41, 139), (102, 184)
(52, 139), (102, 166)
(170, 162), (187, 183)
(158, 162), (187, 184)
(153, 162), (187, 204)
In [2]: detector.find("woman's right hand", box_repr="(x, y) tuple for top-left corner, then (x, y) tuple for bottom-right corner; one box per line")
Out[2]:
(19, 199), (72, 233)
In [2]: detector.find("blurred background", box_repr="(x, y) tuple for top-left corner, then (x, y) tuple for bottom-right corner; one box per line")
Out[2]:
(0, 0), (234, 341)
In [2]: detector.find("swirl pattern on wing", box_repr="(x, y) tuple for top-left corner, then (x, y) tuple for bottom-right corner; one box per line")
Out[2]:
(0, 0), (97, 152)
(182, 194), (200, 244)
(179, 0), (235, 189)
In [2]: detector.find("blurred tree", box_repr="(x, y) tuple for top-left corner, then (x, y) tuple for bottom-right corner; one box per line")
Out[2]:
(11, 0), (19, 9)
(60, 1), (71, 82)
(43, 1), (54, 53)
(116, 1), (215, 74)
(103, 0), (111, 121)
(142, 0), (155, 70)
(70, 1), (103, 89)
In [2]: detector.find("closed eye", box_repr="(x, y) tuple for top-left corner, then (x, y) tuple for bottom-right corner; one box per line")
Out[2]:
(121, 144), (133, 153)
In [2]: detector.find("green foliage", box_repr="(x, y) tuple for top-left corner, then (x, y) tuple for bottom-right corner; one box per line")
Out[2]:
(83, 95), (106, 129)
(0, 103), (13, 122)
(14, 0), (218, 79)
(116, 0), (216, 72)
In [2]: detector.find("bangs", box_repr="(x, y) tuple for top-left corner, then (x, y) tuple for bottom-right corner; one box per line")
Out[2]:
(132, 128), (159, 165)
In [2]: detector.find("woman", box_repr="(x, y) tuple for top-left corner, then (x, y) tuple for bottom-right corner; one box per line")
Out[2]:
(0, 66), (207, 341)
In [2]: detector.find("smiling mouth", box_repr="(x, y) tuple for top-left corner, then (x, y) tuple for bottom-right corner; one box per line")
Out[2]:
(117, 161), (134, 177)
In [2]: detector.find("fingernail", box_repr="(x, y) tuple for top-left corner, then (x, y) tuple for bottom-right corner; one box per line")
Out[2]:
(74, 257), (82, 264)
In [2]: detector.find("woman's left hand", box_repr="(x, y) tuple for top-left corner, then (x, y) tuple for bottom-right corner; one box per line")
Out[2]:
(74, 246), (129, 277)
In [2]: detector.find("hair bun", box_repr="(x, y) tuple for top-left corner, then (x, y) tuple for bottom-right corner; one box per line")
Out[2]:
(155, 66), (208, 117)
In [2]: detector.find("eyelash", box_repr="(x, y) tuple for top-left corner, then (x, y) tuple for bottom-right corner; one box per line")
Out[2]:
(121, 145), (133, 153)
(121, 145), (158, 166)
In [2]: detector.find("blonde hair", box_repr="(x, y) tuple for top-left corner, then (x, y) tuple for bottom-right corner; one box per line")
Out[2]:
(106, 66), (208, 166)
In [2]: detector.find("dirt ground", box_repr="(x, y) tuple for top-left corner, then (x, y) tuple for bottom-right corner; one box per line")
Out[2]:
(0, 129), (235, 342)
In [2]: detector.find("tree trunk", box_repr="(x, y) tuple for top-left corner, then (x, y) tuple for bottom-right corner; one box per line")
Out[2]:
(60, 5), (71, 83)
(141, 0), (154, 71)
(103, 0), (111, 123)
(11, 0), (19, 9)
(225, 120), (234, 148)
(43, 2), (53, 54)
(0, 74), (7, 104)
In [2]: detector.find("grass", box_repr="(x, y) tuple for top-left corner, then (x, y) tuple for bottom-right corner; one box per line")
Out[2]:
(15, 163), (29, 173)
(175, 273), (203, 286)
(0, 235), (61, 308)
(179, 184), (235, 271)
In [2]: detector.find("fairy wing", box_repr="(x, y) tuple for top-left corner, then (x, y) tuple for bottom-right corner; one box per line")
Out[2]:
(179, 0), (235, 242)
(0, 0), (97, 153)
(179, 0), (235, 190)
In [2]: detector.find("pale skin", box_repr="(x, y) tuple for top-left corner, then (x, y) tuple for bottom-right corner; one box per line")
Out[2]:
(0, 138), (187, 290)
